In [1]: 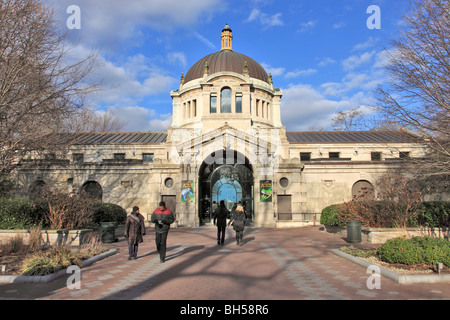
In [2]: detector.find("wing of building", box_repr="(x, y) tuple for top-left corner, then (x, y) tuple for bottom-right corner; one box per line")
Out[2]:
(16, 25), (427, 227)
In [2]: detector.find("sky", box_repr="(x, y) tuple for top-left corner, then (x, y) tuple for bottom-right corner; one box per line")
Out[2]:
(43, 0), (411, 132)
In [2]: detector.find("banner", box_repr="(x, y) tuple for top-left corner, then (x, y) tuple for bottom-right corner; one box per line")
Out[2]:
(181, 180), (194, 203)
(260, 180), (272, 202)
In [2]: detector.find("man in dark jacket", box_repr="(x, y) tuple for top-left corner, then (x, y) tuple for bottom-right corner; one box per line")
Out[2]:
(213, 200), (229, 245)
(151, 201), (175, 263)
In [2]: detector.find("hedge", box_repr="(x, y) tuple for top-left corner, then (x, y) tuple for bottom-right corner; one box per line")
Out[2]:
(0, 197), (46, 229)
(0, 197), (127, 230)
(320, 201), (450, 229)
(377, 236), (450, 267)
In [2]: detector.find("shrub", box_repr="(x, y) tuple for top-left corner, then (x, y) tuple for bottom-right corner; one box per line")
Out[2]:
(320, 204), (346, 227)
(416, 201), (450, 228)
(0, 197), (45, 229)
(92, 202), (127, 228)
(21, 245), (82, 276)
(377, 236), (450, 267)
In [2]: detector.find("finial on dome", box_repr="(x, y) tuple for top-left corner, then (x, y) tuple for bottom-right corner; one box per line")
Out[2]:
(221, 24), (233, 51)
(243, 61), (249, 76)
(204, 62), (210, 76)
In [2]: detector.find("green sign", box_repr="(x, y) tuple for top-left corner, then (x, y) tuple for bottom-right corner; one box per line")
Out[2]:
(260, 180), (272, 202)
(181, 180), (194, 203)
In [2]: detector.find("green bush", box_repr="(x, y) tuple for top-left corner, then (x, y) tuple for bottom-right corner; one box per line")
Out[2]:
(377, 236), (450, 267)
(320, 204), (346, 227)
(0, 196), (127, 230)
(92, 202), (127, 228)
(416, 201), (450, 228)
(0, 197), (45, 229)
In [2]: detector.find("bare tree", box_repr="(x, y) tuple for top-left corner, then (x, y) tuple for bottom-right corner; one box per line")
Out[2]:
(376, 0), (449, 192)
(332, 106), (368, 131)
(0, 0), (98, 177)
(63, 108), (127, 133)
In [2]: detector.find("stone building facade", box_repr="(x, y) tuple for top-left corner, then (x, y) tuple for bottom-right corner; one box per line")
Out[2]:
(16, 25), (426, 228)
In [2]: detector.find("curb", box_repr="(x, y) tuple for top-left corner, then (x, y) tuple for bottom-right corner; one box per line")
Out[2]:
(0, 249), (118, 284)
(331, 249), (450, 284)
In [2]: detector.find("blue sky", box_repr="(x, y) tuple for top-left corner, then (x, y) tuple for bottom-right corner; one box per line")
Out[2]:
(44, 0), (410, 132)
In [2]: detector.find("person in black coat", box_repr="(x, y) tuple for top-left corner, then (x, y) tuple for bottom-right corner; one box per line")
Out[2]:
(213, 200), (229, 245)
(228, 205), (246, 245)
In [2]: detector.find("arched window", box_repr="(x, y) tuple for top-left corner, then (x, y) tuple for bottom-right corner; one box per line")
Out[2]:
(82, 181), (103, 201)
(352, 180), (375, 201)
(221, 88), (231, 113)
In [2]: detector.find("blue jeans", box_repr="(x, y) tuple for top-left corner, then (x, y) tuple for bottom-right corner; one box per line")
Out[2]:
(128, 244), (138, 257)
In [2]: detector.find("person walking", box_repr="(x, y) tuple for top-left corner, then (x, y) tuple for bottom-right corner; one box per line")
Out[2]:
(124, 206), (146, 260)
(228, 205), (246, 245)
(151, 201), (175, 263)
(213, 200), (229, 245)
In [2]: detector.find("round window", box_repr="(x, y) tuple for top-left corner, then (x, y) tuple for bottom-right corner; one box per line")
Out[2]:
(165, 178), (174, 188)
(279, 177), (289, 188)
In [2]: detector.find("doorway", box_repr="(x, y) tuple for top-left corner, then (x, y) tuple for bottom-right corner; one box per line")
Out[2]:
(277, 195), (292, 220)
(198, 150), (254, 225)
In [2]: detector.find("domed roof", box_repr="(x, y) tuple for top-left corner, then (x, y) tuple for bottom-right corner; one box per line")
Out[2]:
(183, 50), (269, 84)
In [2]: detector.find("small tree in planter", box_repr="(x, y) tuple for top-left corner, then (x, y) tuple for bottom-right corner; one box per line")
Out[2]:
(44, 191), (95, 230)
(375, 173), (423, 229)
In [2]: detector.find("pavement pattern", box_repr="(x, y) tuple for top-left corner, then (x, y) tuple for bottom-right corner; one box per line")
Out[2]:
(0, 226), (449, 301)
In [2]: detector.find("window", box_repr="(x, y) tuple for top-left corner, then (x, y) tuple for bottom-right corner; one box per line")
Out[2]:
(210, 95), (217, 113)
(73, 153), (84, 163)
(399, 151), (410, 159)
(279, 178), (289, 188)
(165, 178), (174, 188)
(143, 153), (154, 163)
(221, 88), (231, 113)
(113, 153), (125, 160)
(329, 152), (340, 159)
(371, 152), (382, 161)
(236, 95), (242, 113)
(300, 153), (311, 162)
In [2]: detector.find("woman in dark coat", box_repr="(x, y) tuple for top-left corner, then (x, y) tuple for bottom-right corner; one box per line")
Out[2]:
(124, 206), (146, 260)
(228, 205), (246, 245)
(213, 200), (229, 245)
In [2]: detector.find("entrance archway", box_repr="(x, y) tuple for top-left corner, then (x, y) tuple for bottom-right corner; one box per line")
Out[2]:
(198, 150), (253, 225)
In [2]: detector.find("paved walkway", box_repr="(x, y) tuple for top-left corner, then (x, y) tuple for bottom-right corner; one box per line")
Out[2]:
(0, 226), (449, 302)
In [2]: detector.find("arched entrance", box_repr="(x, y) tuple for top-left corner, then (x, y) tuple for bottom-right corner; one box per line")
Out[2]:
(198, 150), (253, 225)
(81, 181), (103, 201)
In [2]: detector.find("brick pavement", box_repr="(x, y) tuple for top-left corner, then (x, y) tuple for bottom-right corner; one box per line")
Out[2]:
(0, 226), (449, 302)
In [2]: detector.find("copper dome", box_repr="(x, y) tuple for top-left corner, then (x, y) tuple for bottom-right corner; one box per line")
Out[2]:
(183, 50), (270, 84)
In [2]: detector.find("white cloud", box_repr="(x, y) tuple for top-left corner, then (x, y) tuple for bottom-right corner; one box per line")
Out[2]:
(281, 83), (378, 131)
(342, 50), (376, 71)
(45, 0), (222, 51)
(261, 63), (285, 76)
(281, 84), (340, 131)
(80, 49), (176, 107)
(297, 20), (317, 32)
(285, 68), (317, 79)
(352, 37), (379, 52)
(107, 106), (172, 132)
(318, 57), (337, 67)
(245, 9), (283, 29)
(167, 52), (188, 68)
